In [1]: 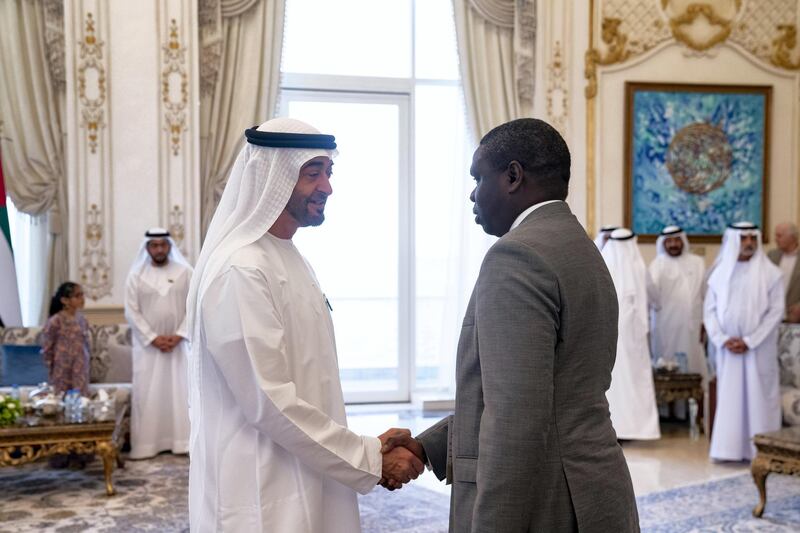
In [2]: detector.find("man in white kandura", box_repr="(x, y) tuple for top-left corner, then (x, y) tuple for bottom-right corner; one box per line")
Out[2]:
(594, 224), (618, 251)
(649, 225), (707, 381)
(705, 222), (784, 461)
(185, 118), (422, 533)
(124, 228), (192, 459)
(602, 228), (661, 440)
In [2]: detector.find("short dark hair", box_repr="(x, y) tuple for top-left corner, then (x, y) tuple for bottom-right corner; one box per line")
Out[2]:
(479, 118), (571, 200)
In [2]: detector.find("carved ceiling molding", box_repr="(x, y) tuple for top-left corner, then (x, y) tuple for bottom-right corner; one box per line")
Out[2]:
(586, 1), (800, 96)
(664, 1), (741, 52)
(162, 19), (188, 156)
(77, 12), (106, 154)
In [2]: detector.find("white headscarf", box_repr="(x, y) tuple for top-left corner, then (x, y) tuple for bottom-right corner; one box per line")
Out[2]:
(706, 222), (782, 332)
(602, 228), (649, 331)
(594, 225), (619, 251)
(655, 225), (690, 259)
(186, 117), (337, 336)
(127, 227), (191, 278)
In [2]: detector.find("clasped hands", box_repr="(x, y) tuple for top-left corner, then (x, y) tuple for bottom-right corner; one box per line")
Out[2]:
(151, 334), (183, 353)
(723, 337), (749, 354)
(377, 428), (426, 491)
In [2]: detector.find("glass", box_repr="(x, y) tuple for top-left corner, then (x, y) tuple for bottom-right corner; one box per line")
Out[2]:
(282, 0), (412, 78)
(284, 96), (404, 400)
(414, 0), (460, 80)
(414, 84), (482, 389)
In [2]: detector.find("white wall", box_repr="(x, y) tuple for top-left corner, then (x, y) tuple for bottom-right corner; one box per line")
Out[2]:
(64, 0), (200, 315)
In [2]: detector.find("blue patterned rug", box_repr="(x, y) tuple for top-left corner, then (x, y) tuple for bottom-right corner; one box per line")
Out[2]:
(0, 455), (798, 532)
(637, 473), (800, 532)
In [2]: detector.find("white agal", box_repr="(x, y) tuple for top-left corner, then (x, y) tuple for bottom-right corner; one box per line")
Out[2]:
(189, 234), (381, 533)
(705, 227), (784, 461)
(649, 234), (707, 383)
(125, 259), (192, 459)
(602, 232), (661, 440)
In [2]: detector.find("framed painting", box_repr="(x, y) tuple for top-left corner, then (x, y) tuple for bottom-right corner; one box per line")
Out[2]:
(624, 82), (771, 242)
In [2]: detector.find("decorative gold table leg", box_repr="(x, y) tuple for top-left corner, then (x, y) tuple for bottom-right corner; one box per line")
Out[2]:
(751, 455), (769, 518)
(96, 441), (117, 496)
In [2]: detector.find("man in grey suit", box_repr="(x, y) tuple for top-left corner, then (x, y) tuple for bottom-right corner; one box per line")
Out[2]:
(382, 119), (639, 532)
(768, 222), (800, 322)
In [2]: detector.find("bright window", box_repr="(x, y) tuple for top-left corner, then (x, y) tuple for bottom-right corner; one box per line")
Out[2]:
(281, 0), (489, 402)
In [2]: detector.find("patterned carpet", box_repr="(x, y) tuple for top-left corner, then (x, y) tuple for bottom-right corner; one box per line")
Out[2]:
(0, 454), (798, 532)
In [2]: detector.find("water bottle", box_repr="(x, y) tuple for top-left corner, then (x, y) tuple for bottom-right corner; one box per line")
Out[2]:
(63, 390), (72, 423)
(74, 394), (84, 423)
(10, 385), (20, 401)
(688, 398), (699, 440)
(676, 352), (688, 373)
(64, 389), (76, 423)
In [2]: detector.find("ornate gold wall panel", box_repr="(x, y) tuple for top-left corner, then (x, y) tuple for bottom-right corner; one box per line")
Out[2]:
(79, 203), (111, 299)
(162, 19), (189, 156)
(68, 2), (113, 301)
(546, 41), (569, 136)
(77, 13), (106, 155)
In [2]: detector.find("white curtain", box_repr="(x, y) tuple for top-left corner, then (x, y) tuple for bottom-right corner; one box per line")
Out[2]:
(453, 0), (536, 142)
(7, 201), (49, 326)
(435, 129), (495, 394)
(0, 0), (68, 325)
(199, 0), (285, 235)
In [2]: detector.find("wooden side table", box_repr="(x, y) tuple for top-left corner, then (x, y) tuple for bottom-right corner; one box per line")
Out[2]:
(0, 406), (127, 496)
(652, 371), (704, 432)
(751, 427), (800, 517)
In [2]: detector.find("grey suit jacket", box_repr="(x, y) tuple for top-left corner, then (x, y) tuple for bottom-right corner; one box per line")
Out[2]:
(418, 202), (639, 533)
(767, 248), (800, 311)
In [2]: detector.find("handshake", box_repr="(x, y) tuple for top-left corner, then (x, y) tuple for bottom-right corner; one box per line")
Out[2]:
(377, 428), (426, 491)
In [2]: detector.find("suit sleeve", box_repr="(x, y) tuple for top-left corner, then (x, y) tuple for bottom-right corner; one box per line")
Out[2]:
(416, 415), (452, 482)
(201, 265), (382, 494)
(472, 239), (559, 531)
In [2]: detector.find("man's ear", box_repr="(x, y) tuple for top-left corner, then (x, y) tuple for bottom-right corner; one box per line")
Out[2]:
(506, 160), (524, 193)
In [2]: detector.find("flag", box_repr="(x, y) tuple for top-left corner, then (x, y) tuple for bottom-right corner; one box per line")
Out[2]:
(0, 153), (22, 327)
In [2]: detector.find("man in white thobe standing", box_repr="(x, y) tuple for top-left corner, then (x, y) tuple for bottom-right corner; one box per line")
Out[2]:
(124, 228), (192, 459)
(594, 224), (618, 251)
(705, 222), (784, 461)
(649, 225), (707, 381)
(185, 118), (423, 533)
(602, 228), (661, 440)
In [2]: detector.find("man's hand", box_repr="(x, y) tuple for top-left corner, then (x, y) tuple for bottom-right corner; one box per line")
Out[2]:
(788, 304), (800, 323)
(379, 428), (426, 461)
(377, 428), (426, 490)
(724, 337), (748, 354)
(152, 334), (184, 353)
(151, 335), (172, 352)
(166, 335), (183, 350)
(380, 445), (424, 490)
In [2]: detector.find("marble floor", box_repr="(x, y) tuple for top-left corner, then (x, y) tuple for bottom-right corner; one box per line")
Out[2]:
(345, 404), (749, 497)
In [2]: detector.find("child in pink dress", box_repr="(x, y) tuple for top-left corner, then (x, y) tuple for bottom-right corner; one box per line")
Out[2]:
(41, 282), (90, 395)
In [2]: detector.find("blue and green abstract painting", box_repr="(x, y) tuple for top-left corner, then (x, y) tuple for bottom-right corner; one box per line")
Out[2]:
(630, 87), (767, 237)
